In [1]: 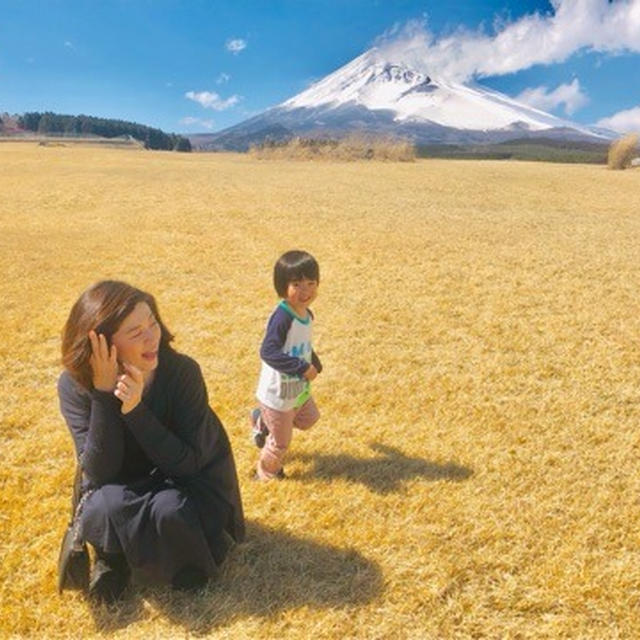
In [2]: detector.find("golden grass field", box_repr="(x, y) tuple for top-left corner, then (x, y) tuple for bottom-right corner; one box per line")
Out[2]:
(1, 142), (640, 638)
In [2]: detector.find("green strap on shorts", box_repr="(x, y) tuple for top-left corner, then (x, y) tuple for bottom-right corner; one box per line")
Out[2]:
(294, 382), (311, 409)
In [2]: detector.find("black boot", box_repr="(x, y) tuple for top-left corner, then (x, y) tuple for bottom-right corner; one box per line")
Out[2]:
(211, 529), (234, 566)
(171, 564), (208, 591)
(89, 551), (130, 604)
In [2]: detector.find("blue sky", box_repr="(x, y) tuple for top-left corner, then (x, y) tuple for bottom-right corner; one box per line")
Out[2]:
(2, 0), (639, 134)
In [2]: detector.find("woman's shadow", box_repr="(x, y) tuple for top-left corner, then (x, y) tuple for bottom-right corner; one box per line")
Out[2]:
(89, 446), (470, 632)
(290, 443), (473, 494)
(90, 520), (383, 635)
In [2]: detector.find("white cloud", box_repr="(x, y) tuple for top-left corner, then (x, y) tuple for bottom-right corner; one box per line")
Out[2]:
(216, 72), (231, 84)
(226, 38), (247, 54)
(376, 0), (640, 81)
(515, 79), (588, 115)
(180, 116), (215, 130)
(64, 41), (74, 49)
(596, 106), (640, 133)
(185, 90), (241, 111)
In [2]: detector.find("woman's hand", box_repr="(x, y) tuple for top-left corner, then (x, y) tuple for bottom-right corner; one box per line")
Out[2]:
(114, 363), (144, 414)
(88, 330), (118, 391)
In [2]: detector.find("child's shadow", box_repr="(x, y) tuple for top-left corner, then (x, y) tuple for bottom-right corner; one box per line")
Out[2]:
(290, 443), (472, 494)
(90, 520), (383, 635)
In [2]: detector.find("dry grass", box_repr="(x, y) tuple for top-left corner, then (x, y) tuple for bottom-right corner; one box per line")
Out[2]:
(607, 133), (639, 170)
(1, 143), (640, 638)
(249, 134), (415, 161)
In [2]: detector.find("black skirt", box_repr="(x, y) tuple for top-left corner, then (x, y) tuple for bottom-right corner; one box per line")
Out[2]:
(81, 473), (228, 585)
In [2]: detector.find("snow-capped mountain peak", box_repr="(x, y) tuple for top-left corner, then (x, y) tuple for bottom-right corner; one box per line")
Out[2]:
(282, 47), (596, 135)
(191, 46), (613, 150)
(283, 49), (427, 110)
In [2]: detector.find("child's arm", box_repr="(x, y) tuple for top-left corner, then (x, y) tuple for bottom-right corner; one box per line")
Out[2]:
(260, 307), (312, 377)
(303, 365), (318, 381)
(304, 350), (322, 380)
(311, 350), (322, 373)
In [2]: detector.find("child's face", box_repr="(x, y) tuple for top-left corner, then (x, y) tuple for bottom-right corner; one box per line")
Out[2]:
(285, 277), (318, 315)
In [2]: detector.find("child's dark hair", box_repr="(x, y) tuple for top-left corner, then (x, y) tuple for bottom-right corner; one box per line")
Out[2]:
(273, 250), (320, 297)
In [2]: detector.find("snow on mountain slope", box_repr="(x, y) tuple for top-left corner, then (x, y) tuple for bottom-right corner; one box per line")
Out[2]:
(282, 48), (595, 135)
(191, 46), (613, 150)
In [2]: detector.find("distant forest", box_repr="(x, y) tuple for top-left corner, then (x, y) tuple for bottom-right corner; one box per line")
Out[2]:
(416, 137), (610, 164)
(17, 112), (191, 151)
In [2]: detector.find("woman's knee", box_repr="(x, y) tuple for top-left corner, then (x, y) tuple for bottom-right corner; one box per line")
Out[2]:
(150, 490), (192, 535)
(80, 488), (123, 553)
(81, 487), (111, 528)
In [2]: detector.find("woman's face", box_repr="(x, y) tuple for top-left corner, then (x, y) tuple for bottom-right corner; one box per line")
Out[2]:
(110, 301), (162, 375)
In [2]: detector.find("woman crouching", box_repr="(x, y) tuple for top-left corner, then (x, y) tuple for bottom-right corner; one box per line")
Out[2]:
(57, 280), (244, 603)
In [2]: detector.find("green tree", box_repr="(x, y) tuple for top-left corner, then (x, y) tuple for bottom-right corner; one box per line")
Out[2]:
(173, 137), (192, 152)
(20, 112), (42, 131)
(37, 113), (54, 134)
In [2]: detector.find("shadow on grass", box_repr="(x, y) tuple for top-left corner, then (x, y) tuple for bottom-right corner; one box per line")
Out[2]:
(89, 593), (146, 634)
(290, 443), (473, 494)
(90, 520), (382, 634)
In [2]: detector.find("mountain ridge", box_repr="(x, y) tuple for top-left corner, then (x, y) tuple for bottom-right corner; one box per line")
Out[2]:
(190, 47), (615, 151)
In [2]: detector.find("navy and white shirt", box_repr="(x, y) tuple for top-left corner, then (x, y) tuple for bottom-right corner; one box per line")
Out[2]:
(256, 300), (322, 411)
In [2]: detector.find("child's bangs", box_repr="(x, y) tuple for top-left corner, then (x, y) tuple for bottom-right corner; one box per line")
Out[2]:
(292, 264), (319, 282)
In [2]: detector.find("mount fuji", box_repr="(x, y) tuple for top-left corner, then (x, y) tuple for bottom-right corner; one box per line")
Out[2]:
(191, 47), (613, 151)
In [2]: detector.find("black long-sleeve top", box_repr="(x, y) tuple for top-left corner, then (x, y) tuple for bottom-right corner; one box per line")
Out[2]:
(57, 346), (245, 541)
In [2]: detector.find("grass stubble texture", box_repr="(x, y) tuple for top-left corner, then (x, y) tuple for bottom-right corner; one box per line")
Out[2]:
(1, 144), (639, 638)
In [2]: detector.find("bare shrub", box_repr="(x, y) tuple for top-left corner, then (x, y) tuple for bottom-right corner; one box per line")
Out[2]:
(607, 133), (639, 170)
(249, 133), (415, 161)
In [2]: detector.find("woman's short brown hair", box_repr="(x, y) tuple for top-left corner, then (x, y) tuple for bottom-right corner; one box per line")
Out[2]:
(61, 280), (174, 389)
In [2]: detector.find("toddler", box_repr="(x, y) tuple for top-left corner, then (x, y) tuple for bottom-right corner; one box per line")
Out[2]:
(251, 250), (322, 481)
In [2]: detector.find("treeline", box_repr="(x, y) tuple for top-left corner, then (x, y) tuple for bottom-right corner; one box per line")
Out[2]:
(416, 138), (609, 164)
(18, 112), (191, 151)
